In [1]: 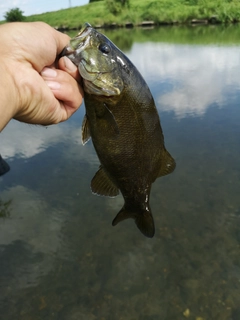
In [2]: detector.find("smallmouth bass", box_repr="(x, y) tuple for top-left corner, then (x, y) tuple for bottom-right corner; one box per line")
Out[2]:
(61, 23), (176, 238)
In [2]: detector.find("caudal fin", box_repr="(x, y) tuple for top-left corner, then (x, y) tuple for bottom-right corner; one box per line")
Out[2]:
(112, 206), (155, 238)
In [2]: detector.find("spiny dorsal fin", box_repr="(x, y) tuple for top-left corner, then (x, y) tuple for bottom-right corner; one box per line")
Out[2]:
(112, 205), (155, 238)
(157, 149), (176, 178)
(91, 166), (119, 197)
(81, 114), (91, 145)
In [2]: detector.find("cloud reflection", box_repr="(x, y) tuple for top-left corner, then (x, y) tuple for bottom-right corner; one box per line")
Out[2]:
(0, 115), (98, 163)
(0, 185), (66, 289)
(1, 42), (239, 160)
(1, 120), (64, 159)
(127, 43), (240, 118)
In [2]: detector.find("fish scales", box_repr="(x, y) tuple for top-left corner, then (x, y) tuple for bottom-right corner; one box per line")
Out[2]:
(61, 23), (176, 237)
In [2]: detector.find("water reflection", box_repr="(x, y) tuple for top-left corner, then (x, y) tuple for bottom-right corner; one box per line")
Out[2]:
(0, 26), (240, 320)
(0, 120), (78, 159)
(0, 185), (68, 288)
(2, 35), (240, 159)
(126, 43), (240, 118)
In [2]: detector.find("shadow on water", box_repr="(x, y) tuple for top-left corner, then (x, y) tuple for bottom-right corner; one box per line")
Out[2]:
(0, 25), (240, 319)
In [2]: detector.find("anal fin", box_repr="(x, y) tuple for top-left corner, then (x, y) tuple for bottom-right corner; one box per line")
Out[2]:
(158, 149), (176, 177)
(91, 166), (119, 197)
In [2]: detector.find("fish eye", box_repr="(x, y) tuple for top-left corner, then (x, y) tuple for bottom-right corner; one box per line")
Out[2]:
(98, 43), (111, 54)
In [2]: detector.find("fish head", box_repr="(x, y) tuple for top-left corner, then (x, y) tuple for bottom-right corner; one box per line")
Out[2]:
(61, 23), (126, 97)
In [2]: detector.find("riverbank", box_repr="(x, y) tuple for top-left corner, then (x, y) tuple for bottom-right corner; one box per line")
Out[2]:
(53, 18), (223, 33)
(18, 0), (240, 30)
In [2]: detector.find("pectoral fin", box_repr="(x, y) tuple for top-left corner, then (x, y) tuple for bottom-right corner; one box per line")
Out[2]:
(157, 149), (176, 178)
(102, 103), (119, 135)
(82, 114), (91, 145)
(91, 166), (119, 197)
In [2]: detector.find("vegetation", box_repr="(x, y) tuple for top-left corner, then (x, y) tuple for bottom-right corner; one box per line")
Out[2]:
(1, 0), (240, 27)
(106, 0), (130, 15)
(4, 7), (25, 22)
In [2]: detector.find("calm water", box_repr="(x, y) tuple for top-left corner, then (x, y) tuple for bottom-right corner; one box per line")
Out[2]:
(1, 25), (240, 320)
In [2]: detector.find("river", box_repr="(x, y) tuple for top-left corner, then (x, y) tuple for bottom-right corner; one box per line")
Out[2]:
(1, 25), (240, 319)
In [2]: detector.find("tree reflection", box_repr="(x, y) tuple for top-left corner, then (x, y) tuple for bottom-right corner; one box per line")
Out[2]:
(103, 29), (134, 51)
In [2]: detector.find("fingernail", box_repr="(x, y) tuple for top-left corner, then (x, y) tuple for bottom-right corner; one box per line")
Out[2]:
(63, 56), (77, 72)
(46, 81), (61, 90)
(41, 67), (57, 78)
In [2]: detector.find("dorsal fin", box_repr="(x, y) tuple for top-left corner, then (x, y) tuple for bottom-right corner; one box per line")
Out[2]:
(91, 166), (119, 197)
(157, 149), (176, 178)
(81, 114), (91, 145)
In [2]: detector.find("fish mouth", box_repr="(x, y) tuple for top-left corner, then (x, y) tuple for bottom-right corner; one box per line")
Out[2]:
(59, 23), (92, 61)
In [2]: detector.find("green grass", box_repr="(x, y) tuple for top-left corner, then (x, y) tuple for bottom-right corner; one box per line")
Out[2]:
(2, 0), (240, 27)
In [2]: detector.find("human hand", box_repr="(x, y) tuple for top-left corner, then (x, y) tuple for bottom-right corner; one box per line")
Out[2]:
(0, 22), (83, 131)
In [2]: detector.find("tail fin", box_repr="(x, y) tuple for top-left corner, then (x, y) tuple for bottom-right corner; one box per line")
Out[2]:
(112, 206), (155, 238)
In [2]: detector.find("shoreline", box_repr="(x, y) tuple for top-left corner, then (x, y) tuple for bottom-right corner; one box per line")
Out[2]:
(55, 17), (238, 32)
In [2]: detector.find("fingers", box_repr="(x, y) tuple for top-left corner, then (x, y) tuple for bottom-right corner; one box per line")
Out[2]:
(41, 65), (84, 121)
(52, 26), (71, 55)
(41, 56), (84, 122)
(58, 56), (82, 82)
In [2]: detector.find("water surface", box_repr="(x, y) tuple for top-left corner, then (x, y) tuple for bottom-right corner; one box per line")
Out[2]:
(1, 25), (240, 320)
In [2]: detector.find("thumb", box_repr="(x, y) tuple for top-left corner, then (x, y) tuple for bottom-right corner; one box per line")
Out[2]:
(58, 56), (82, 82)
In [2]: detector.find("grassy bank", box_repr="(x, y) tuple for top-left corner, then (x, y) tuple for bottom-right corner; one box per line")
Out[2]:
(19, 0), (240, 29)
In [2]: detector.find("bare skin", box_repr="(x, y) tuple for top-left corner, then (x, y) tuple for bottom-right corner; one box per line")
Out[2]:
(0, 22), (83, 131)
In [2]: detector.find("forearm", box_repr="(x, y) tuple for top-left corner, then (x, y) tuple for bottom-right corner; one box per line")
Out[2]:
(0, 62), (18, 132)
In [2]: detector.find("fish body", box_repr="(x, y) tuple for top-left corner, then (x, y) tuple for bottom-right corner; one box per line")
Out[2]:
(61, 24), (175, 237)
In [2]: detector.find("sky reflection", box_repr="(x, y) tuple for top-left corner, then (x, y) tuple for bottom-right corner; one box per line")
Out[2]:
(1, 109), (89, 160)
(0, 184), (67, 292)
(1, 120), (66, 159)
(1, 41), (240, 160)
(127, 43), (240, 118)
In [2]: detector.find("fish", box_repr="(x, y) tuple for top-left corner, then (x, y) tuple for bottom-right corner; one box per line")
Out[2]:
(61, 23), (176, 238)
